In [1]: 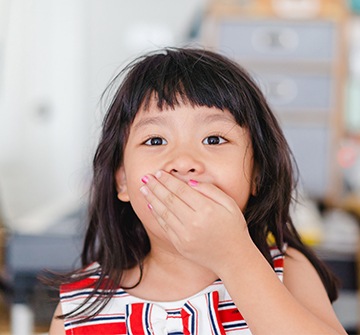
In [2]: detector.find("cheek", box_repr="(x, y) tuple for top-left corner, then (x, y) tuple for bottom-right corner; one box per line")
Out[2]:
(123, 159), (146, 191)
(127, 180), (147, 207)
(220, 169), (253, 211)
(230, 185), (252, 211)
(127, 187), (150, 225)
(124, 169), (152, 217)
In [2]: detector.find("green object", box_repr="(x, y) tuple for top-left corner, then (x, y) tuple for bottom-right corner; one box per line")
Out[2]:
(346, 78), (360, 134)
(350, 0), (360, 13)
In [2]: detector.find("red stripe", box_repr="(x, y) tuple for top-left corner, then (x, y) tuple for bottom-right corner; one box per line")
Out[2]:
(209, 291), (226, 335)
(61, 276), (117, 294)
(181, 300), (198, 335)
(127, 303), (146, 335)
(218, 307), (244, 323)
(61, 278), (98, 293)
(273, 257), (284, 268)
(181, 308), (191, 335)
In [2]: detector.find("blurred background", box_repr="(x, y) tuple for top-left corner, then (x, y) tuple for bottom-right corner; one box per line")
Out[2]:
(0, 0), (360, 334)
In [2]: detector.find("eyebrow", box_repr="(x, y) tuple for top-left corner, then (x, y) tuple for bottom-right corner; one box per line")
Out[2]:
(200, 112), (237, 125)
(132, 115), (169, 132)
(132, 110), (237, 132)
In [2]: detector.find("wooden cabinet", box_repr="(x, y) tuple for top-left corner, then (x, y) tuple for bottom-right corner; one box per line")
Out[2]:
(201, 0), (348, 201)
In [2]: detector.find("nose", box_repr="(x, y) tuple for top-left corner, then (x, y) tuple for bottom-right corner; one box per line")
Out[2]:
(163, 150), (205, 177)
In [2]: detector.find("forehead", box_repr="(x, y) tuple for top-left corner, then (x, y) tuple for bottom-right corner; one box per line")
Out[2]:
(134, 96), (237, 124)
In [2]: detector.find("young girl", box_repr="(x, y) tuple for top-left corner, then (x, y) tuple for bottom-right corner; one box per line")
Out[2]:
(49, 48), (347, 335)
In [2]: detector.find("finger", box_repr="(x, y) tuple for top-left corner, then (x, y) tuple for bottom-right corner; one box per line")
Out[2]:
(155, 170), (238, 213)
(142, 174), (196, 220)
(152, 211), (169, 232)
(187, 179), (240, 214)
(140, 184), (190, 248)
(140, 181), (190, 227)
(153, 171), (214, 210)
(147, 201), (188, 256)
(153, 170), (239, 215)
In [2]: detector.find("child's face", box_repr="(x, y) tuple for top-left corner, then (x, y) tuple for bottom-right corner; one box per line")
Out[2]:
(116, 100), (256, 243)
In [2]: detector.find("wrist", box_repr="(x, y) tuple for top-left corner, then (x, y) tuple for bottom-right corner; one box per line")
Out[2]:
(213, 232), (257, 279)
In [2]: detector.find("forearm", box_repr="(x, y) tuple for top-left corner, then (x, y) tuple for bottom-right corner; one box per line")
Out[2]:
(218, 239), (343, 335)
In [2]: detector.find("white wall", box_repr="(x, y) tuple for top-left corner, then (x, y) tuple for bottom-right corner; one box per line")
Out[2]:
(0, 0), (208, 233)
(86, 0), (207, 119)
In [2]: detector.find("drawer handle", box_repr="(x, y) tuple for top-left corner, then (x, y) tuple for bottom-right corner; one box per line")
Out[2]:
(262, 77), (298, 105)
(252, 27), (299, 53)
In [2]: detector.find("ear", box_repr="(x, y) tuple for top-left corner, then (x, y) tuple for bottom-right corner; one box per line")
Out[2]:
(115, 166), (130, 202)
(251, 165), (259, 197)
(251, 175), (258, 196)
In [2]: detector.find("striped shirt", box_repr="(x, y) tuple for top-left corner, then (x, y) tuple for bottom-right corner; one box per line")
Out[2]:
(60, 247), (284, 335)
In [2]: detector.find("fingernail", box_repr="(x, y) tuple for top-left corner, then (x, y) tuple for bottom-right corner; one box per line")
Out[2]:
(155, 170), (162, 179)
(141, 175), (149, 184)
(189, 179), (198, 186)
(147, 203), (153, 210)
(140, 186), (149, 195)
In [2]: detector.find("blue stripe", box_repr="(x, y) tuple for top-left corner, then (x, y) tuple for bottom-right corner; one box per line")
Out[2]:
(208, 293), (221, 335)
(223, 322), (248, 329)
(218, 301), (236, 308)
(61, 290), (97, 299)
(125, 305), (132, 335)
(183, 302), (196, 334)
(144, 303), (152, 335)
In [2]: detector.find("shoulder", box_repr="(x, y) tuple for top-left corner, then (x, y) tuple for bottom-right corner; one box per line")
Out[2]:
(49, 264), (101, 335)
(283, 247), (345, 332)
(283, 247), (323, 284)
(49, 303), (65, 335)
(283, 247), (325, 292)
(60, 262), (106, 316)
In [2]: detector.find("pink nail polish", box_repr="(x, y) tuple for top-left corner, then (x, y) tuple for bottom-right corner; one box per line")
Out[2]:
(147, 203), (153, 210)
(141, 175), (149, 184)
(189, 179), (198, 186)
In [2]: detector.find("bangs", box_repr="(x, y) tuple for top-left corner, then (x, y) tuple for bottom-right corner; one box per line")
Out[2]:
(118, 48), (254, 126)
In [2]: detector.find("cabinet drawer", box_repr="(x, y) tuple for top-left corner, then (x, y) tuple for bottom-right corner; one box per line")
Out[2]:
(218, 20), (336, 62)
(283, 124), (331, 198)
(253, 72), (333, 112)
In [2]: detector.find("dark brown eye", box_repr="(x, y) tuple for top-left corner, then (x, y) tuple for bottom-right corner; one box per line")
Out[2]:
(203, 136), (227, 145)
(144, 137), (167, 146)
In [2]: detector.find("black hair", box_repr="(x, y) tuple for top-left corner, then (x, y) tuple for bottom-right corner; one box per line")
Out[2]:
(56, 47), (338, 321)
